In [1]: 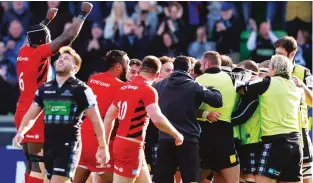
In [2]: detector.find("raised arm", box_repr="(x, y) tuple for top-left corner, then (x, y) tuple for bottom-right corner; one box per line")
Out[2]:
(49, 2), (93, 54)
(40, 8), (58, 26)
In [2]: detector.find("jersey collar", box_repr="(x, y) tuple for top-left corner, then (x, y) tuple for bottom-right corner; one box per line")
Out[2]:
(204, 67), (222, 74)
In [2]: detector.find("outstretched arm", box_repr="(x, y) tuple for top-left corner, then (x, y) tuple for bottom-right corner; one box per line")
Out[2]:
(40, 8), (58, 26)
(49, 2), (93, 54)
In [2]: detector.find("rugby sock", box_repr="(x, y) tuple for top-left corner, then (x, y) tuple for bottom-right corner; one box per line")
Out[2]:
(27, 176), (43, 183)
(24, 173), (29, 182)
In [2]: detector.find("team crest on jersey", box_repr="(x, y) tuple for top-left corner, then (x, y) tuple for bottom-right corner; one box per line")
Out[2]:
(61, 90), (73, 96)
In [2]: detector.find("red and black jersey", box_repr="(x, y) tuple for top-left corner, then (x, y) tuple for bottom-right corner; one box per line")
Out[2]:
(113, 76), (158, 142)
(16, 43), (53, 113)
(81, 72), (124, 134)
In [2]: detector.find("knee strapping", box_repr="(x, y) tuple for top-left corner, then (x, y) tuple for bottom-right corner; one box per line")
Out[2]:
(29, 154), (44, 173)
(29, 154), (44, 162)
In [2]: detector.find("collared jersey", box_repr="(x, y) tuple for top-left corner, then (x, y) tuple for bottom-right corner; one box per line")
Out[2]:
(113, 76), (158, 143)
(34, 77), (97, 145)
(16, 44), (53, 113)
(81, 72), (124, 134)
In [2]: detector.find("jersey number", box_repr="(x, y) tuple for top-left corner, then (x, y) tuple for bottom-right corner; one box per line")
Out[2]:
(117, 101), (127, 120)
(19, 72), (24, 91)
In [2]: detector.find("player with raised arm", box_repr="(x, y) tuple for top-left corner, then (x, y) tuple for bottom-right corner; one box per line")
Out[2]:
(14, 3), (93, 183)
(13, 46), (109, 183)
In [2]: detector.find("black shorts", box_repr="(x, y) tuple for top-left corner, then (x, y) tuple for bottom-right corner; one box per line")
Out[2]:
(302, 128), (313, 163)
(256, 137), (303, 181)
(200, 122), (239, 171)
(239, 143), (262, 175)
(44, 141), (81, 180)
(153, 140), (200, 183)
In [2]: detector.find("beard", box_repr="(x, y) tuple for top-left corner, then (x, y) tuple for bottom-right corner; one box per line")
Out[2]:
(55, 67), (71, 76)
(119, 67), (127, 82)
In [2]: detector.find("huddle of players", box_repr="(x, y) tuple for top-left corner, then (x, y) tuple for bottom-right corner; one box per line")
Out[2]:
(11, 3), (312, 183)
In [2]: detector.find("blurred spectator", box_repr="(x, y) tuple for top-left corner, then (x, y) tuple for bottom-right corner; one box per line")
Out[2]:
(46, 1), (73, 40)
(241, 2), (252, 30)
(117, 18), (150, 60)
(178, 2), (207, 42)
(247, 20), (278, 63)
(286, 1), (312, 38)
(0, 41), (18, 114)
(3, 20), (25, 65)
(159, 3), (185, 46)
(1, 1), (32, 36)
(156, 32), (181, 58)
(266, 1), (287, 30)
(295, 29), (312, 69)
(212, 2), (243, 63)
(207, 2), (221, 34)
(126, 58), (142, 82)
(77, 22), (114, 82)
(132, 1), (159, 40)
(188, 26), (215, 59)
(104, 1), (129, 42)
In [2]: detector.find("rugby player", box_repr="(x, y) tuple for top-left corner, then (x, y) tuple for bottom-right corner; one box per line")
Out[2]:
(14, 2), (93, 183)
(14, 46), (109, 183)
(126, 59), (141, 82)
(74, 50), (130, 183)
(103, 56), (184, 183)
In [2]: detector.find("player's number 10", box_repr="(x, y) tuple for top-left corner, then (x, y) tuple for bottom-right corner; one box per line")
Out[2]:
(117, 101), (127, 120)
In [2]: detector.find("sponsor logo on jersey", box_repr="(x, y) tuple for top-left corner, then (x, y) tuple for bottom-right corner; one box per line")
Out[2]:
(90, 79), (110, 87)
(61, 90), (73, 96)
(17, 57), (29, 61)
(121, 85), (138, 90)
(44, 90), (56, 94)
(44, 83), (52, 87)
(25, 134), (39, 139)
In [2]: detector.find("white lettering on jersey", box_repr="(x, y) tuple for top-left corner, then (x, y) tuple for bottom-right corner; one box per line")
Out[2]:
(44, 90), (56, 94)
(121, 85), (138, 90)
(17, 57), (29, 61)
(90, 79), (110, 87)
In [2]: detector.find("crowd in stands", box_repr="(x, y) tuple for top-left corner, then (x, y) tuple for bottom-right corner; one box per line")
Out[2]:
(0, 1), (312, 115)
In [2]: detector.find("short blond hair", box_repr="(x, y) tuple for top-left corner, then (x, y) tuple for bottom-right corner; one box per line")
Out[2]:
(270, 55), (293, 76)
(59, 46), (82, 73)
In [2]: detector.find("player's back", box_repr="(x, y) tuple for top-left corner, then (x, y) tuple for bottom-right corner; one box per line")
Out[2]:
(114, 76), (157, 142)
(81, 72), (124, 133)
(16, 44), (53, 113)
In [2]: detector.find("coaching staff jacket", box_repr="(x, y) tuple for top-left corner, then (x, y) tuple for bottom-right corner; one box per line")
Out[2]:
(154, 70), (223, 142)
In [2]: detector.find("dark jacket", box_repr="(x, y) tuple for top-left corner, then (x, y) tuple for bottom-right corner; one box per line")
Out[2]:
(154, 70), (223, 142)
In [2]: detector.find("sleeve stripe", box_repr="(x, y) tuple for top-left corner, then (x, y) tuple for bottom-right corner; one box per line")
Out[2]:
(84, 88), (97, 106)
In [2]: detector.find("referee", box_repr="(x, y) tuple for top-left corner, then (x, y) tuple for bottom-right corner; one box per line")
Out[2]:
(13, 47), (109, 183)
